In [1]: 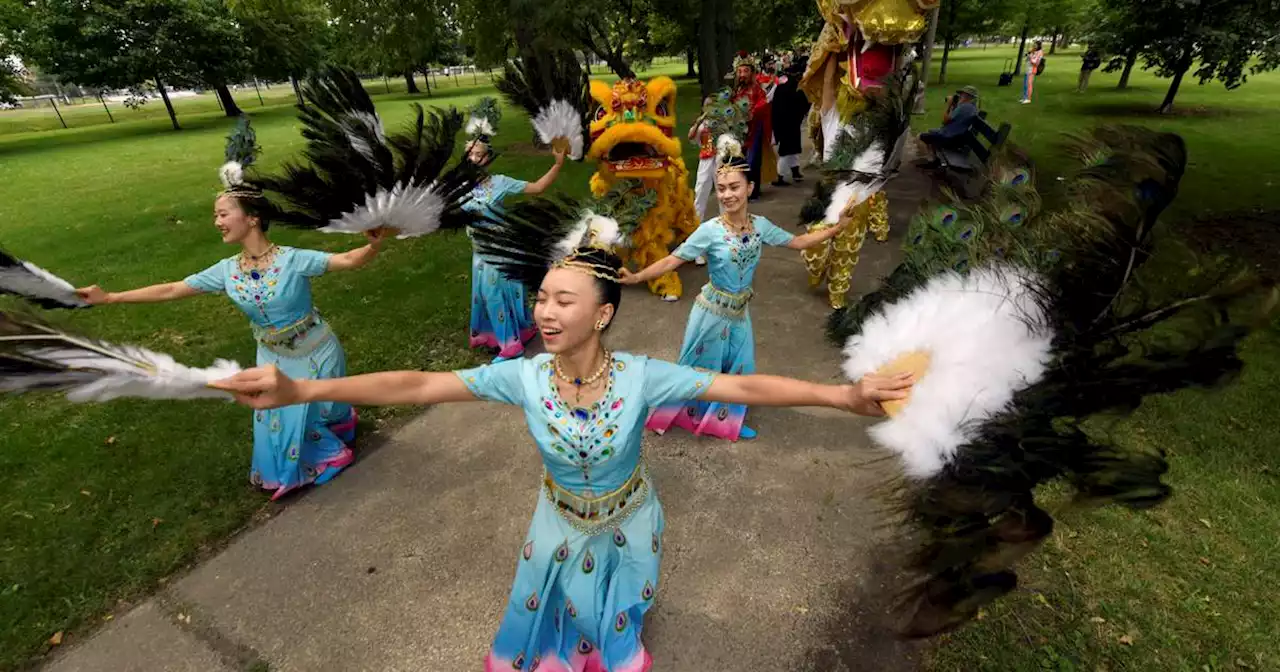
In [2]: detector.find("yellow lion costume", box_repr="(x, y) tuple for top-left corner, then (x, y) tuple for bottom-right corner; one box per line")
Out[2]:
(587, 77), (699, 299)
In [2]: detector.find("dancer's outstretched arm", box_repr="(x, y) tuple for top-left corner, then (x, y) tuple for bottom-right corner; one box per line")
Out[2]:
(618, 254), (687, 286)
(522, 147), (568, 195)
(326, 228), (389, 271)
(703, 372), (911, 417)
(785, 220), (847, 250)
(213, 366), (479, 409)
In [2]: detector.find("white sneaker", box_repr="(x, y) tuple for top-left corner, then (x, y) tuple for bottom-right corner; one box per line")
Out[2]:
(660, 294), (679, 302)
(1020, 99), (1031, 104)
(695, 256), (707, 266)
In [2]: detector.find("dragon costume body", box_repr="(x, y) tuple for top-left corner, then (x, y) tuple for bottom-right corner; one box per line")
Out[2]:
(795, 0), (935, 309)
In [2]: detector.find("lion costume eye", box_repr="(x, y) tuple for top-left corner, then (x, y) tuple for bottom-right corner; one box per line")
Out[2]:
(594, 106), (607, 121)
(655, 100), (669, 117)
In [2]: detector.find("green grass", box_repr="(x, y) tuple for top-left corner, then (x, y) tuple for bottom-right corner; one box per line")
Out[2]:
(920, 46), (1280, 671)
(2, 47), (1276, 670)
(0, 61), (694, 669)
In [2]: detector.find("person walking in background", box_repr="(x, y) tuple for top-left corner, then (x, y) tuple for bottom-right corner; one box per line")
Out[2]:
(1078, 47), (1102, 92)
(1021, 41), (1045, 104)
(771, 50), (811, 187)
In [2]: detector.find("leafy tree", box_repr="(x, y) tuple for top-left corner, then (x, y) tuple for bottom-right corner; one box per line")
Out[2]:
(936, 0), (1019, 84)
(15, 0), (252, 128)
(329, 0), (453, 95)
(1097, 0), (1280, 112)
(228, 0), (332, 105)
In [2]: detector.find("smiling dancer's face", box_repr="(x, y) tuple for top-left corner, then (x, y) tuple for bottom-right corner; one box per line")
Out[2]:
(715, 170), (751, 216)
(535, 267), (615, 355)
(213, 195), (260, 244)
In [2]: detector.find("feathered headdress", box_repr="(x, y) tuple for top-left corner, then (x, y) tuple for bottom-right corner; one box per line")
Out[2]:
(219, 114), (260, 196)
(468, 197), (626, 290)
(244, 66), (485, 239)
(495, 51), (589, 160)
(465, 96), (501, 142)
(0, 310), (242, 402)
(833, 126), (1276, 637)
(728, 50), (758, 76)
(0, 248), (88, 309)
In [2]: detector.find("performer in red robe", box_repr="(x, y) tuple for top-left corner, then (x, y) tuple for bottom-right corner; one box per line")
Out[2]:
(728, 51), (776, 200)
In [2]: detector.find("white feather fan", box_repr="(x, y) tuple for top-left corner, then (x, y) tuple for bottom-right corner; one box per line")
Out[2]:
(321, 181), (445, 238)
(842, 266), (1055, 478)
(0, 251), (88, 309)
(0, 313), (242, 402)
(533, 100), (585, 160)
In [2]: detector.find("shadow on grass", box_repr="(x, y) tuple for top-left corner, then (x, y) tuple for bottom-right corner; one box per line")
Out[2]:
(1073, 100), (1267, 119)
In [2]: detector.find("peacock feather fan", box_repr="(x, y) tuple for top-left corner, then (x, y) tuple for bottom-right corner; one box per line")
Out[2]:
(246, 66), (484, 238)
(0, 310), (242, 402)
(701, 88), (750, 147)
(833, 125), (1276, 638)
(0, 248), (88, 310)
(495, 50), (589, 155)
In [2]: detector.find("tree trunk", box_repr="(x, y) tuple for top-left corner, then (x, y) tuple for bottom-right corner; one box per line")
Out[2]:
(155, 76), (180, 130)
(1050, 28), (1060, 54)
(686, 45), (697, 78)
(938, 0), (958, 86)
(1013, 21), (1030, 75)
(1158, 51), (1193, 114)
(698, 0), (719, 96)
(600, 51), (635, 78)
(404, 69), (420, 94)
(714, 0), (735, 80)
(214, 84), (241, 117)
(290, 74), (304, 106)
(939, 32), (954, 85)
(422, 69), (432, 96)
(1118, 50), (1137, 89)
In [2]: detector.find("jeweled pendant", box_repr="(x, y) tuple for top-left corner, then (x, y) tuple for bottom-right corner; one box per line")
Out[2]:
(582, 550), (595, 574)
(250, 270), (261, 280)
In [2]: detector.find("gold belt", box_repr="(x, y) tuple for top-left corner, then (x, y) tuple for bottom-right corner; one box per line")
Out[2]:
(543, 461), (648, 535)
(252, 313), (328, 354)
(695, 283), (753, 319)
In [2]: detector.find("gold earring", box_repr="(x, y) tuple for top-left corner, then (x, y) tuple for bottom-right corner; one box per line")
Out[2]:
(595, 319), (607, 331)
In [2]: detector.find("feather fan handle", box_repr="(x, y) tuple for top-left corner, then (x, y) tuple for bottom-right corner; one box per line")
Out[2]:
(533, 100), (585, 159)
(0, 312), (241, 402)
(0, 250), (88, 309)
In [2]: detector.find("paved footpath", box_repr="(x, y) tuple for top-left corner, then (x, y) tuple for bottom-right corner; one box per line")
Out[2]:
(45, 143), (935, 672)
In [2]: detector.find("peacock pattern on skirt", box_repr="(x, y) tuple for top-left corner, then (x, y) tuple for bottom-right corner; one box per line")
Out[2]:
(832, 125), (1276, 637)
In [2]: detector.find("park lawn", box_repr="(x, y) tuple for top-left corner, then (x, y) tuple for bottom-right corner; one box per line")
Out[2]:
(0, 60), (694, 669)
(920, 47), (1280, 671)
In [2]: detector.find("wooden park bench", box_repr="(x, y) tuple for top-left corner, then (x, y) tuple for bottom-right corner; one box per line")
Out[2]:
(936, 111), (1012, 198)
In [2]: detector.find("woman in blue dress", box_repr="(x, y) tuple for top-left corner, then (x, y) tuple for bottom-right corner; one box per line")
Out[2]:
(623, 153), (847, 441)
(464, 136), (567, 361)
(214, 213), (911, 671)
(76, 189), (386, 500)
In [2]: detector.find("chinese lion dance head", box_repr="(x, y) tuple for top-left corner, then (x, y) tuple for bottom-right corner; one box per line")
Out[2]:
(587, 77), (682, 181)
(585, 76), (698, 300)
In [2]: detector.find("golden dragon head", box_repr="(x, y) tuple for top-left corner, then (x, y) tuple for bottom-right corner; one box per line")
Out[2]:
(587, 76), (682, 180)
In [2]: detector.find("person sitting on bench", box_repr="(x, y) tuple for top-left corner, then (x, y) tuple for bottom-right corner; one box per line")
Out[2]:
(917, 86), (980, 169)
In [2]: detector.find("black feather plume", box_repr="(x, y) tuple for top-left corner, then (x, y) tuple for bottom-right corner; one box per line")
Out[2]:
(468, 197), (587, 293)
(246, 66), (482, 236)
